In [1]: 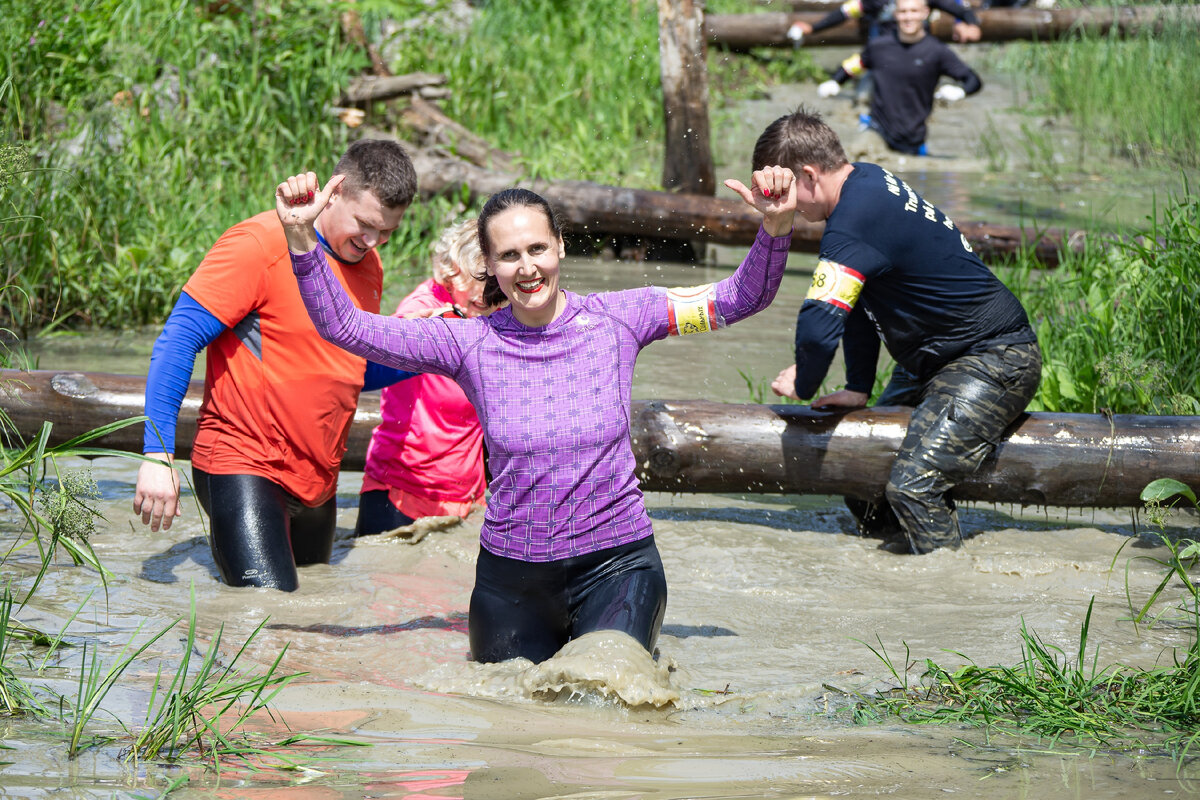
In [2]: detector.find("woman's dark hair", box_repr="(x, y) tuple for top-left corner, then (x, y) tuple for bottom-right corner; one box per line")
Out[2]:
(475, 188), (564, 308)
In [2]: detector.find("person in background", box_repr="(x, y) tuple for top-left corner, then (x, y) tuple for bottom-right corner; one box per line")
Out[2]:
(275, 165), (797, 664)
(758, 108), (1040, 555)
(134, 139), (418, 591)
(355, 218), (497, 537)
(788, 0), (981, 44)
(817, 0), (982, 156)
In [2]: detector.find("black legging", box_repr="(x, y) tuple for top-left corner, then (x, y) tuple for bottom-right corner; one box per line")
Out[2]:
(192, 468), (336, 591)
(469, 536), (668, 664)
(354, 488), (416, 537)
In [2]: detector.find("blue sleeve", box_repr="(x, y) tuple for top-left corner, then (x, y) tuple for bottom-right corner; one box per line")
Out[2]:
(842, 304), (882, 394)
(143, 292), (225, 454)
(362, 361), (417, 392)
(793, 300), (846, 400)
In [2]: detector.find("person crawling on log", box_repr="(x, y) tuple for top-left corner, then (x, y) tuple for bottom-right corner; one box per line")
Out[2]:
(275, 167), (798, 663)
(787, 0), (981, 44)
(355, 218), (499, 538)
(760, 108), (1041, 555)
(816, 0), (983, 156)
(133, 139), (419, 592)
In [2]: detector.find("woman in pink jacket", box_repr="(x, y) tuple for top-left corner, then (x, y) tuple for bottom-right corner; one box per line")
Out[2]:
(355, 219), (494, 536)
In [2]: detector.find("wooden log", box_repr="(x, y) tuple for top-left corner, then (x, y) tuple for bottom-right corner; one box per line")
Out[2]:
(398, 95), (517, 172)
(342, 72), (448, 104)
(406, 148), (1078, 266)
(2, 370), (1197, 509)
(706, 5), (1200, 48)
(659, 0), (717, 196)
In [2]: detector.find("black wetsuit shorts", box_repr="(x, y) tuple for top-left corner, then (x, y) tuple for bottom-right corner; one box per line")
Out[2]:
(192, 467), (336, 592)
(469, 535), (668, 664)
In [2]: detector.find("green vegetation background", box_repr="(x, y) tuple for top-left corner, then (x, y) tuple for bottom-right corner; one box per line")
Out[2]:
(2, 0), (1197, 414)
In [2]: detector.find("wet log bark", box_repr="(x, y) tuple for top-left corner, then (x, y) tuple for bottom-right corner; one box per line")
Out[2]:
(706, 5), (1200, 48)
(405, 148), (1078, 265)
(659, 0), (717, 196)
(4, 370), (1196, 509)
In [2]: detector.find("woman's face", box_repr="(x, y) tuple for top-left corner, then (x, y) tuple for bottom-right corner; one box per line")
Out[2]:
(484, 205), (566, 327)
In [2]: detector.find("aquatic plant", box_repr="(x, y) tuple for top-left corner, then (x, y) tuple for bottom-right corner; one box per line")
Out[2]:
(836, 481), (1200, 763)
(0, 586), (43, 716)
(840, 598), (1200, 762)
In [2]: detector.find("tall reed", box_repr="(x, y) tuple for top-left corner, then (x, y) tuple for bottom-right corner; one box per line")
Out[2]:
(1007, 25), (1200, 168)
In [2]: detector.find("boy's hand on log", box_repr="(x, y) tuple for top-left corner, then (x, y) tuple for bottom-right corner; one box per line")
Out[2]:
(725, 165), (797, 238)
(771, 364), (801, 401)
(812, 389), (869, 410)
(953, 22), (981, 42)
(133, 454), (181, 532)
(275, 172), (346, 253)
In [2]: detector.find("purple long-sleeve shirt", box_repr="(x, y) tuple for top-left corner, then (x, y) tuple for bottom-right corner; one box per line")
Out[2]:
(292, 226), (791, 561)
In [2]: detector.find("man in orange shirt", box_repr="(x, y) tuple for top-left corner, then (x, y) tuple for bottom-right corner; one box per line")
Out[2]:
(133, 139), (417, 591)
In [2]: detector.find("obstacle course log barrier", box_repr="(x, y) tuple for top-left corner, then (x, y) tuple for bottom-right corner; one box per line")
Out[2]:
(705, 5), (1200, 49)
(3, 370), (1196, 508)
(405, 148), (1080, 266)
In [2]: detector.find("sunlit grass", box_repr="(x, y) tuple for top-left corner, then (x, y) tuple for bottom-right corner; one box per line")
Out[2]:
(1002, 26), (1200, 169)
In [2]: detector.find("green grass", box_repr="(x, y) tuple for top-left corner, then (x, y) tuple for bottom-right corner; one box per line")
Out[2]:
(0, 0), (398, 332)
(1001, 25), (1200, 169)
(997, 191), (1200, 415)
(381, 0), (665, 189)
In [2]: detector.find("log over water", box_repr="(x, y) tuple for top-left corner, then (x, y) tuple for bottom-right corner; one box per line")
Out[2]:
(706, 5), (1200, 48)
(407, 149), (1079, 266)
(3, 370), (1196, 509)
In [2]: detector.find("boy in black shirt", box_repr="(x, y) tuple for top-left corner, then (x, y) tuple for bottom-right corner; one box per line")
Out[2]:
(818, 0), (982, 155)
(757, 108), (1041, 554)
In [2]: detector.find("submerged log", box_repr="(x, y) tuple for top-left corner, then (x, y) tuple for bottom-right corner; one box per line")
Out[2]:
(706, 5), (1200, 48)
(3, 370), (1197, 509)
(406, 148), (1078, 266)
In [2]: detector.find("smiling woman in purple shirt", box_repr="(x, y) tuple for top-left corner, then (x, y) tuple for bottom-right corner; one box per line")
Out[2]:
(273, 168), (798, 664)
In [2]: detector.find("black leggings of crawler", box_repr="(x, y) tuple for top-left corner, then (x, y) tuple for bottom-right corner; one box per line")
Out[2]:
(192, 468), (336, 591)
(469, 536), (668, 664)
(354, 489), (416, 537)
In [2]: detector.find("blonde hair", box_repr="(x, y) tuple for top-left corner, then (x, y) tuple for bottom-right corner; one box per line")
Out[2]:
(430, 218), (486, 305)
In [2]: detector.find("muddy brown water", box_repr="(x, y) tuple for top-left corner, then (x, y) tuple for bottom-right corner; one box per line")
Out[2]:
(8, 45), (1200, 799)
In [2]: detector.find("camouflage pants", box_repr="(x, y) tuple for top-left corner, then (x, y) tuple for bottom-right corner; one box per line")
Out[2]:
(850, 340), (1042, 554)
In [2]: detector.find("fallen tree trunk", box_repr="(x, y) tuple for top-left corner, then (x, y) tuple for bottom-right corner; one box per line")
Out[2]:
(399, 95), (517, 172)
(341, 72), (448, 103)
(405, 148), (1079, 266)
(706, 5), (1200, 48)
(4, 370), (1196, 509)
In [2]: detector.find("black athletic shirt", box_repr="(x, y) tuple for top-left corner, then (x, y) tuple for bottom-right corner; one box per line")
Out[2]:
(809, 0), (980, 38)
(834, 32), (981, 153)
(792, 163), (1036, 399)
